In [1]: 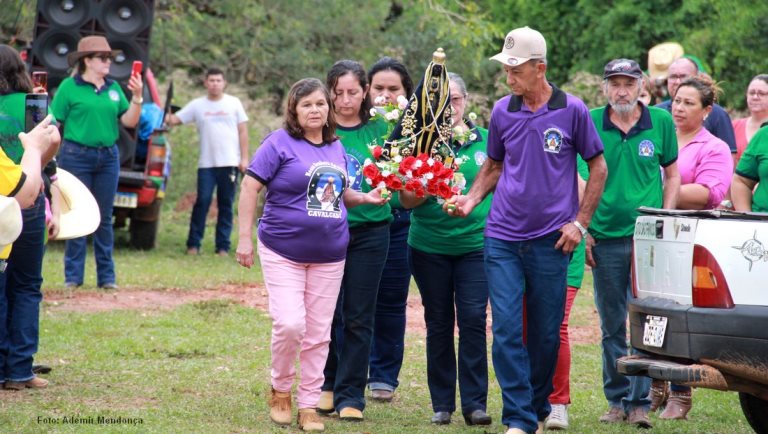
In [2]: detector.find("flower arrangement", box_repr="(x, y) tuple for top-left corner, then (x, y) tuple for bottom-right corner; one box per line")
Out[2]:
(369, 95), (410, 143)
(363, 151), (466, 200)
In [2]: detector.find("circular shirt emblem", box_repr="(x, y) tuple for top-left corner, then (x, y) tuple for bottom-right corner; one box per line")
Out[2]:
(638, 140), (655, 157)
(108, 90), (120, 102)
(474, 151), (487, 166)
(543, 128), (564, 153)
(505, 36), (515, 49)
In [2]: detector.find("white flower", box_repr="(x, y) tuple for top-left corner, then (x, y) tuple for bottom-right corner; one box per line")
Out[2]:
(426, 158), (434, 166)
(366, 178), (373, 185)
(468, 112), (477, 121)
(425, 173), (434, 180)
(469, 133), (477, 141)
(413, 161), (423, 169)
(453, 126), (465, 136)
(393, 155), (403, 163)
(364, 158), (372, 165)
(374, 95), (386, 106)
(377, 181), (387, 188)
(397, 95), (409, 110)
(406, 170), (413, 177)
(382, 170), (391, 177)
(384, 111), (396, 121)
(370, 108), (378, 117)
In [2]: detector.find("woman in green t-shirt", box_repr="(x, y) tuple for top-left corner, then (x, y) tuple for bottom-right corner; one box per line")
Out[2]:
(400, 73), (492, 426)
(733, 125), (768, 212)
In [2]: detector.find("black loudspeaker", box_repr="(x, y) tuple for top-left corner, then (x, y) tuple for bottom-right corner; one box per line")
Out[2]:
(30, 0), (154, 90)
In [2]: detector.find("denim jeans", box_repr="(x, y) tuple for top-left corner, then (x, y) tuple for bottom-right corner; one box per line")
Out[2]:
(591, 237), (651, 411)
(58, 141), (119, 286)
(484, 233), (569, 433)
(409, 247), (489, 415)
(0, 194), (45, 382)
(187, 167), (238, 253)
(368, 208), (411, 392)
(322, 223), (389, 411)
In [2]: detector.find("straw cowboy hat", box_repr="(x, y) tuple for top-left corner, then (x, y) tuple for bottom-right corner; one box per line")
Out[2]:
(647, 42), (684, 80)
(0, 196), (22, 252)
(66, 36), (122, 67)
(51, 169), (100, 240)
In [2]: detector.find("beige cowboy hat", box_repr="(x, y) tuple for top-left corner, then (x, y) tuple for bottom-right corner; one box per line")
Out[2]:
(51, 169), (100, 240)
(0, 196), (22, 252)
(66, 36), (122, 67)
(648, 42), (684, 80)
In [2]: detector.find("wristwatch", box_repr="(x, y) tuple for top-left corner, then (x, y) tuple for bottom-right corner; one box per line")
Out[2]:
(131, 96), (143, 105)
(573, 220), (588, 238)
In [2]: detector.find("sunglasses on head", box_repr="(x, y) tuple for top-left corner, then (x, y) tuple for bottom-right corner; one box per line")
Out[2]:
(90, 53), (113, 61)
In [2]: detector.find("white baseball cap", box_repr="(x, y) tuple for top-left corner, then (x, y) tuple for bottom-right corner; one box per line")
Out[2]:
(490, 26), (547, 66)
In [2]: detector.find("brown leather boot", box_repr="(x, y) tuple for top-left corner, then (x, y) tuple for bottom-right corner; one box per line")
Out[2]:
(269, 388), (292, 425)
(659, 390), (692, 420)
(649, 380), (669, 412)
(297, 408), (324, 431)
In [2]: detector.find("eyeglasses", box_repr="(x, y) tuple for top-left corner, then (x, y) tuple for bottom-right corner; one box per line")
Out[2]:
(748, 90), (768, 98)
(667, 74), (690, 82)
(90, 54), (113, 62)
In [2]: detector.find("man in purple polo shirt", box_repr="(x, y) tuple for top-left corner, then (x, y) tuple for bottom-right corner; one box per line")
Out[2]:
(449, 26), (607, 434)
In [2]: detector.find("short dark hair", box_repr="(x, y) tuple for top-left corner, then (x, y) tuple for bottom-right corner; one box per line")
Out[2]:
(206, 67), (225, 79)
(367, 57), (414, 99)
(0, 44), (33, 93)
(284, 78), (337, 143)
(326, 59), (372, 125)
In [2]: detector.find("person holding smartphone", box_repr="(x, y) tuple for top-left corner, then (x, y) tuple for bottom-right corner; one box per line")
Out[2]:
(0, 44), (61, 390)
(51, 36), (142, 289)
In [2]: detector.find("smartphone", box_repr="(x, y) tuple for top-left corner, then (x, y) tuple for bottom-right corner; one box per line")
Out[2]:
(32, 71), (48, 92)
(132, 60), (143, 77)
(25, 93), (48, 133)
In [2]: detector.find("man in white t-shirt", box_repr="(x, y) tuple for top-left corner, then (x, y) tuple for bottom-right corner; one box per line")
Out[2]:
(167, 68), (249, 256)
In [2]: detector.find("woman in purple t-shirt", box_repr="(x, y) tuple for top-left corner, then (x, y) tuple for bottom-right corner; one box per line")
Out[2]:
(235, 78), (387, 431)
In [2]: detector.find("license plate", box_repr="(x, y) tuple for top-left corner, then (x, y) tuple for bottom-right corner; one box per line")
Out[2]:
(114, 192), (138, 208)
(643, 315), (668, 348)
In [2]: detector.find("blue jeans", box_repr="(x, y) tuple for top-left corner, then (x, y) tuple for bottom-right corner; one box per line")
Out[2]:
(484, 233), (568, 433)
(368, 209), (411, 391)
(591, 237), (651, 411)
(58, 141), (119, 286)
(0, 194), (45, 382)
(322, 223), (389, 411)
(187, 167), (238, 253)
(409, 247), (489, 415)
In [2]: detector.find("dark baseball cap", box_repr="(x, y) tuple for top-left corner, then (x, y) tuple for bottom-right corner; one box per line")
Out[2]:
(603, 59), (643, 79)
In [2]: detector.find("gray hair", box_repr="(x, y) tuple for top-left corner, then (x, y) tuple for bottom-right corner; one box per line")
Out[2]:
(448, 72), (467, 97)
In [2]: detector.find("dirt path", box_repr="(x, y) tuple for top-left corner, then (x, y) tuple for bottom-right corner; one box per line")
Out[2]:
(44, 284), (600, 345)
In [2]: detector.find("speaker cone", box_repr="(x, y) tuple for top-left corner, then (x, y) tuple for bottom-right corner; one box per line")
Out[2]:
(99, 0), (151, 36)
(38, 0), (92, 28)
(31, 29), (81, 74)
(108, 39), (145, 81)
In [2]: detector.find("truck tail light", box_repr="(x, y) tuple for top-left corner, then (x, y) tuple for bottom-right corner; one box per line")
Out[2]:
(147, 142), (166, 178)
(692, 244), (734, 308)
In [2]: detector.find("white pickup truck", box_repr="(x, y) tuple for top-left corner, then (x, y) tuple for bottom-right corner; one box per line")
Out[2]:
(618, 207), (768, 433)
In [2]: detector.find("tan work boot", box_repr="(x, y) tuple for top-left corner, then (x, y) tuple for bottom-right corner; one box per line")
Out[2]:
(4, 376), (49, 390)
(298, 408), (324, 432)
(627, 407), (653, 428)
(269, 388), (292, 425)
(317, 390), (334, 415)
(649, 379), (669, 412)
(599, 406), (626, 423)
(659, 390), (692, 420)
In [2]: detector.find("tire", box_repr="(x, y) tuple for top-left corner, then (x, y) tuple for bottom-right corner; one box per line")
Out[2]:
(739, 392), (768, 433)
(129, 217), (158, 250)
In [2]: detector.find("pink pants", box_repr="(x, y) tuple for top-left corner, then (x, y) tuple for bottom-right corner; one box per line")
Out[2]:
(549, 285), (579, 404)
(257, 240), (344, 409)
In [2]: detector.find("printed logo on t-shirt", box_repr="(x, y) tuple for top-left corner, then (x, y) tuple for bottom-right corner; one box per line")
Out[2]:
(543, 128), (563, 153)
(306, 163), (347, 218)
(638, 140), (655, 157)
(474, 151), (487, 166)
(347, 154), (362, 191)
(108, 90), (120, 102)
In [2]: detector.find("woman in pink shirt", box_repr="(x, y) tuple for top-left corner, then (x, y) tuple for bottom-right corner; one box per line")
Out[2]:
(650, 74), (733, 421)
(732, 74), (768, 165)
(673, 75), (733, 211)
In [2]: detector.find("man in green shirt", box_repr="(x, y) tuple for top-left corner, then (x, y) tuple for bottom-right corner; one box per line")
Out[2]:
(588, 59), (680, 428)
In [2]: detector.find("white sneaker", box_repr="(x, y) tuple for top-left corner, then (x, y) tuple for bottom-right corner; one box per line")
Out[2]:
(545, 404), (569, 430)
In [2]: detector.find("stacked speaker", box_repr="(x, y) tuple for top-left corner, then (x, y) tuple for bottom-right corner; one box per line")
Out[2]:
(30, 0), (155, 92)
